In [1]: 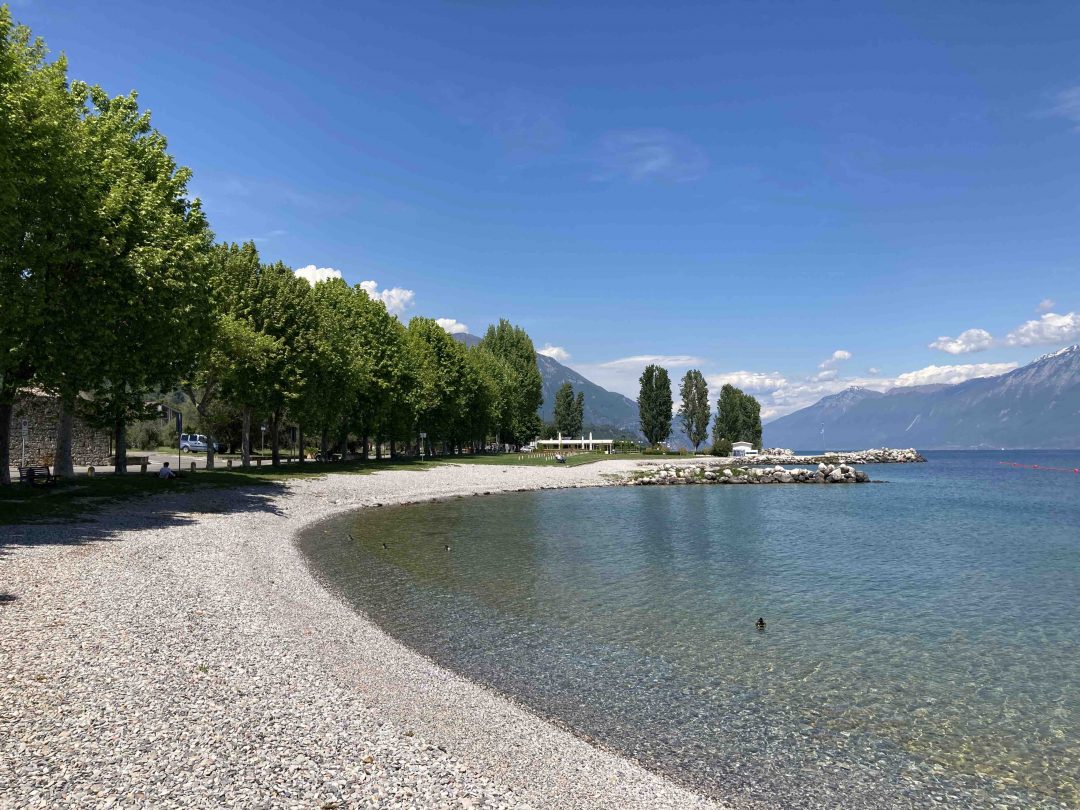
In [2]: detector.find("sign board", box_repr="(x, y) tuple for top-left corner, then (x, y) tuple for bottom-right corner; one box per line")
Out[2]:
(419, 432), (427, 439)
(20, 417), (28, 439)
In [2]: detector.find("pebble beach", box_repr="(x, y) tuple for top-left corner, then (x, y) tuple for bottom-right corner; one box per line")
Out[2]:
(0, 460), (729, 810)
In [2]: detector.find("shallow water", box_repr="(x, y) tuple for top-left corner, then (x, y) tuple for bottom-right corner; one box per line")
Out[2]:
(299, 451), (1079, 808)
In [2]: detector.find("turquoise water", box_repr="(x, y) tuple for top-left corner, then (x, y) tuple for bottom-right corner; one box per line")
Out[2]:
(299, 451), (1079, 808)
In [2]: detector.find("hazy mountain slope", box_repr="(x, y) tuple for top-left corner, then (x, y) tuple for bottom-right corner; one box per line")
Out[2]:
(765, 346), (1080, 449)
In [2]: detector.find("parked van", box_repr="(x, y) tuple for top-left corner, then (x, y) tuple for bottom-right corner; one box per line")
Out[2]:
(179, 433), (208, 453)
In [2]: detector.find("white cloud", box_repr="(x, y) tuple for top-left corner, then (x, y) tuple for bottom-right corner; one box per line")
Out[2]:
(706, 371), (788, 393)
(1038, 298), (1055, 312)
(818, 349), (852, 369)
(538, 344), (571, 362)
(359, 280), (415, 316)
(593, 129), (708, 183)
(597, 354), (704, 370)
(928, 328), (994, 355)
(294, 264), (342, 285)
(435, 318), (470, 335)
(1005, 311), (1080, 346)
(1050, 86), (1080, 131)
(868, 367), (881, 374)
(892, 362), (1018, 387)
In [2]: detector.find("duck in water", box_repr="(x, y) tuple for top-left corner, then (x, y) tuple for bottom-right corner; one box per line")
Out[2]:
(381, 542), (388, 550)
(444, 544), (452, 551)
(756, 617), (766, 631)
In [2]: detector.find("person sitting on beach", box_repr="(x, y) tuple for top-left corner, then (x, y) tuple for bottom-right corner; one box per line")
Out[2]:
(158, 461), (177, 480)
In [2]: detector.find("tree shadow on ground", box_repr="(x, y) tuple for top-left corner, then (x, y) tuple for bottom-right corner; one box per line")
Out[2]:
(0, 479), (290, 563)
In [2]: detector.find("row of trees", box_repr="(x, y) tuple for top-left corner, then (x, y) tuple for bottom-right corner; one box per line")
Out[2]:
(636, 364), (763, 454)
(0, 9), (543, 483)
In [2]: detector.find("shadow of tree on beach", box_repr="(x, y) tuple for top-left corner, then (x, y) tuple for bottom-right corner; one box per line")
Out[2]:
(0, 479), (290, 566)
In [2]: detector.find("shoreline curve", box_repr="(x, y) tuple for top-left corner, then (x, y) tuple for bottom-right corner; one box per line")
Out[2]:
(1, 458), (737, 809)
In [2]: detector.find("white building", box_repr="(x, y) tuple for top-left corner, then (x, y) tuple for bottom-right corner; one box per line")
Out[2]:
(534, 432), (614, 453)
(731, 441), (757, 457)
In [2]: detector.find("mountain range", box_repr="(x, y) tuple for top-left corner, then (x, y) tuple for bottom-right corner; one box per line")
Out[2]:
(764, 345), (1080, 449)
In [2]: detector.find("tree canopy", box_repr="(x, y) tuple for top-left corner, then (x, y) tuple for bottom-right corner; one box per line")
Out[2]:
(638, 364), (673, 447)
(0, 8), (553, 482)
(553, 382), (585, 437)
(678, 369), (710, 452)
(712, 383), (763, 451)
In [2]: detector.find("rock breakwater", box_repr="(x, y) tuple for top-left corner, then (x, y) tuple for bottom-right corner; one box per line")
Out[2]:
(629, 462), (871, 486)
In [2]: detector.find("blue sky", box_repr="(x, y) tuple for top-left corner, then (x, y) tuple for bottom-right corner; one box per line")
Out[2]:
(17, 0), (1080, 417)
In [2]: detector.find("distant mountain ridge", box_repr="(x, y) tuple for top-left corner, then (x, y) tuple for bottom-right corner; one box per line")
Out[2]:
(765, 345), (1080, 449)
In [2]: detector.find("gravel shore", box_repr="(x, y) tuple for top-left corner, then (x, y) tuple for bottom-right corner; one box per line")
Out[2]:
(1, 459), (729, 809)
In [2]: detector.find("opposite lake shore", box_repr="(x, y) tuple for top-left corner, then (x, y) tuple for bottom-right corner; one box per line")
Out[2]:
(1, 459), (735, 810)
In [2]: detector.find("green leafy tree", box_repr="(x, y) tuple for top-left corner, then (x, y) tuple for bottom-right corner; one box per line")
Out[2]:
(638, 364), (673, 447)
(678, 369), (711, 452)
(553, 382), (576, 437)
(0, 9), (83, 482)
(183, 242), (261, 470)
(712, 383), (762, 451)
(573, 391), (585, 438)
(477, 320), (543, 445)
(70, 86), (214, 473)
(405, 317), (471, 454)
(466, 346), (514, 450)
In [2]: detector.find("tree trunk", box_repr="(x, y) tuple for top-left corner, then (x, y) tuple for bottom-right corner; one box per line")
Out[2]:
(241, 407), (252, 468)
(206, 434), (215, 470)
(362, 435), (369, 462)
(0, 400), (11, 486)
(320, 427), (328, 461)
(297, 427), (304, 464)
(54, 393), (75, 479)
(113, 416), (127, 475)
(389, 439), (396, 460)
(375, 435), (383, 460)
(270, 410), (281, 466)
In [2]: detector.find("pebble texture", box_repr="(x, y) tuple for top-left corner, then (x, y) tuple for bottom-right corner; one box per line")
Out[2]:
(0, 460), (730, 809)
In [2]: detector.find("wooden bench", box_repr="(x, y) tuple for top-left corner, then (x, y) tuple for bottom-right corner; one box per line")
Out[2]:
(18, 465), (55, 486)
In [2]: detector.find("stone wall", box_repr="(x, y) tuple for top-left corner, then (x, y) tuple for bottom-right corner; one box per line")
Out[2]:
(8, 393), (112, 468)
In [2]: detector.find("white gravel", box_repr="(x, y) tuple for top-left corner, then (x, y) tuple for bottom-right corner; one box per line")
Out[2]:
(0, 459), (731, 809)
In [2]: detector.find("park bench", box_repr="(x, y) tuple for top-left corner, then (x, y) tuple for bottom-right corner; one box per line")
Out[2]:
(18, 465), (55, 486)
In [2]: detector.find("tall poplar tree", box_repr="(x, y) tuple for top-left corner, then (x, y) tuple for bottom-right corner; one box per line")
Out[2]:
(678, 369), (710, 452)
(573, 390), (585, 437)
(638, 364), (673, 447)
(553, 382), (575, 436)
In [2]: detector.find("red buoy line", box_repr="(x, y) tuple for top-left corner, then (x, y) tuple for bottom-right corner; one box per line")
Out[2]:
(998, 461), (1080, 474)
